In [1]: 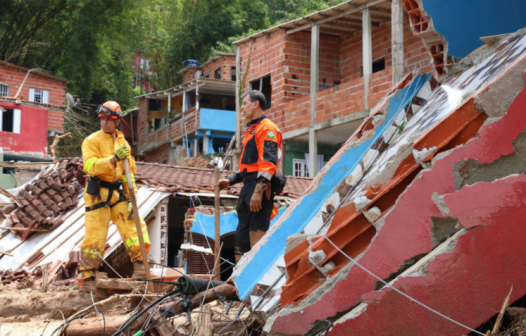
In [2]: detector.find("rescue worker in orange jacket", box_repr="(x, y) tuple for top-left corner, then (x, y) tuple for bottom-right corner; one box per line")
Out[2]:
(218, 90), (282, 262)
(80, 101), (150, 291)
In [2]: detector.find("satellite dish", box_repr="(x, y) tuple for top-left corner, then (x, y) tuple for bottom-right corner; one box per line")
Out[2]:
(66, 93), (75, 107)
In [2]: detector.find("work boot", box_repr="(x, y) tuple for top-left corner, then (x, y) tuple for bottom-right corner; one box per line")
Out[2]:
(79, 277), (97, 293)
(132, 261), (146, 280)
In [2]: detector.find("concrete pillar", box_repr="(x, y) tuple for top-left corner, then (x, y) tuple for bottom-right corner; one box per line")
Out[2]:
(203, 135), (210, 155)
(362, 8), (372, 110)
(392, 0), (405, 84)
(182, 90), (187, 113)
(309, 24), (320, 177)
(234, 46), (241, 171)
(193, 139), (199, 157)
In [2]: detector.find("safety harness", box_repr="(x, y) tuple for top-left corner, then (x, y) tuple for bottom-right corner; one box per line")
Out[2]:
(85, 179), (127, 212)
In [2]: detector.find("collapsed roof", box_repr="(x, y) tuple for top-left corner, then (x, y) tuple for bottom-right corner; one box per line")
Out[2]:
(232, 26), (526, 336)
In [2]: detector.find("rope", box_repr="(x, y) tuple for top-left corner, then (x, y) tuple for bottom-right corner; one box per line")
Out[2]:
(323, 235), (484, 335)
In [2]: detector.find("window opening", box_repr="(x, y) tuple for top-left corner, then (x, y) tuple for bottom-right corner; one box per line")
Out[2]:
(0, 84), (8, 97)
(250, 75), (272, 109)
(293, 159), (309, 177)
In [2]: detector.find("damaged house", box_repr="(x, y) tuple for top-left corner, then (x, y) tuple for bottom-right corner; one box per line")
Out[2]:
(0, 61), (68, 189)
(136, 53), (237, 164)
(232, 0), (526, 335)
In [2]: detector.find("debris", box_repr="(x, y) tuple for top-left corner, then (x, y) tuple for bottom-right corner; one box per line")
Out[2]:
(491, 286), (514, 335)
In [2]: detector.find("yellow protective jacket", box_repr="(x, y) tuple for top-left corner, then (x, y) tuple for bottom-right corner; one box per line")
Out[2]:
(82, 130), (137, 199)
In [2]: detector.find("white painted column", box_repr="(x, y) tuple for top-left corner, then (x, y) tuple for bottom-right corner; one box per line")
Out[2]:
(362, 8), (372, 110)
(392, 0), (405, 84)
(167, 93), (171, 113)
(309, 24), (320, 177)
(203, 135), (210, 154)
(181, 89), (189, 157)
(182, 90), (187, 113)
(193, 139), (199, 157)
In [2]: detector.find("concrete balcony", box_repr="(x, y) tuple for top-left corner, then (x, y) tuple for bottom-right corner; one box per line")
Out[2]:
(138, 107), (236, 155)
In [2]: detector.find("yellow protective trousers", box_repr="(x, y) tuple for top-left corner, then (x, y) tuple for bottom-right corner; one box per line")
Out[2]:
(80, 187), (150, 279)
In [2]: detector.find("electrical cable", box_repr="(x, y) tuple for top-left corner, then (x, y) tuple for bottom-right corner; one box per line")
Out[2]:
(323, 235), (485, 336)
(50, 309), (94, 336)
(111, 289), (181, 336)
(91, 291), (106, 336)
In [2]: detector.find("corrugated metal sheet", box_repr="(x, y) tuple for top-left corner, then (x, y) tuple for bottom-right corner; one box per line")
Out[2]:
(0, 187), (170, 272)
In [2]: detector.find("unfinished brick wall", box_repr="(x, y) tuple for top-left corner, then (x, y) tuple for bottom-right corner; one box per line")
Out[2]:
(48, 109), (65, 131)
(238, 13), (434, 135)
(201, 55), (236, 81)
(143, 143), (171, 164)
(283, 32), (342, 100)
(137, 97), (149, 146)
(182, 68), (197, 83)
(239, 29), (288, 118)
(182, 55), (236, 83)
(340, 16), (434, 82)
(0, 63), (67, 107)
(0, 62), (67, 132)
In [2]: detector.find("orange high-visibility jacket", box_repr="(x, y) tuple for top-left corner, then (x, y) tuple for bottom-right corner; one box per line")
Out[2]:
(239, 115), (282, 181)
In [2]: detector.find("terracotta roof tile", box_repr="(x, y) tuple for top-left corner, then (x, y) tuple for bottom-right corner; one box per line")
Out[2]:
(135, 162), (312, 198)
(1, 157), (311, 241)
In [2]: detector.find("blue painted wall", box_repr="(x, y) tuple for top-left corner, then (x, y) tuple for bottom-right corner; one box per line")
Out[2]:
(424, 0), (526, 58)
(191, 206), (288, 239)
(199, 108), (236, 133)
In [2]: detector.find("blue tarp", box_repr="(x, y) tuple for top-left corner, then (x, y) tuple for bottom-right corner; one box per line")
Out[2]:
(191, 206), (288, 239)
(424, 0), (526, 58)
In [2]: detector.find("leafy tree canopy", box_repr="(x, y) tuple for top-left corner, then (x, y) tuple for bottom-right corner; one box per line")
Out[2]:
(0, 0), (344, 156)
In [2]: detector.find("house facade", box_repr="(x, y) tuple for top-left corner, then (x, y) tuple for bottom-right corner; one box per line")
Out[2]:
(136, 53), (237, 164)
(233, 0), (437, 177)
(0, 61), (68, 188)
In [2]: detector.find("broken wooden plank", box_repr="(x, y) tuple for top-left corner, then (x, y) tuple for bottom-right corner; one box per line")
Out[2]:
(197, 304), (214, 336)
(64, 314), (147, 336)
(0, 251), (14, 256)
(0, 226), (50, 232)
(491, 286), (514, 334)
(0, 187), (17, 200)
(480, 33), (512, 46)
(95, 277), (147, 291)
(0, 161), (49, 170)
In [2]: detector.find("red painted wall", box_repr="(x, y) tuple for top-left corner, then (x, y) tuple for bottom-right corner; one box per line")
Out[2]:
(0, 102), (49, 154)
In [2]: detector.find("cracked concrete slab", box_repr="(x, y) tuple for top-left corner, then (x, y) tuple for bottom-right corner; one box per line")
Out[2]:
(329, 175), (526, 335)
(267, 31), (526, 335)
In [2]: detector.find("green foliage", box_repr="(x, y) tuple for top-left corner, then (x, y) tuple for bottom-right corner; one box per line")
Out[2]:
(0, 0), (346, 157)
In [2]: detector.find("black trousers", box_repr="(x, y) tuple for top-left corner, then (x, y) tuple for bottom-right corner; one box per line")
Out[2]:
(235, 179), (274, 254)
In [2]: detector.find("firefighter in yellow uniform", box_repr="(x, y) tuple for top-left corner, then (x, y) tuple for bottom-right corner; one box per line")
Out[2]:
(80, 101), (150, 291)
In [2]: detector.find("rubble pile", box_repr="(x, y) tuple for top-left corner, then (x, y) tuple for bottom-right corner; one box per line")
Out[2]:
(233, 28), (526, 336)
(1, 158), (83, 240)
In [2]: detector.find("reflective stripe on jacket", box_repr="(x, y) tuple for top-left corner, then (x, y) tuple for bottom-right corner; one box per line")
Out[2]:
(82, 130), (137, 199)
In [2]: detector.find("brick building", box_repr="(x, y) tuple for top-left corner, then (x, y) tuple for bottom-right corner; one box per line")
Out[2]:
(0, 60), (68, 188)
(136, 53), (236, 164)
(233, 0), (437, 177)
